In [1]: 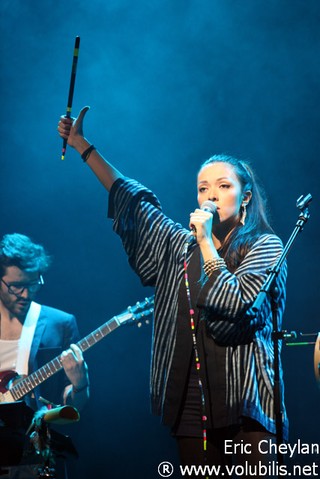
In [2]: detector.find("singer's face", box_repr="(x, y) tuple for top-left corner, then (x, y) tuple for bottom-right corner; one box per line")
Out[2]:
(0, 266), (38, 320)
(197, 162), (245, 224)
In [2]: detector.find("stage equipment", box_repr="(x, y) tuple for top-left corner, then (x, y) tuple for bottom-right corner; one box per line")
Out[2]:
(252, 193), (312, 468)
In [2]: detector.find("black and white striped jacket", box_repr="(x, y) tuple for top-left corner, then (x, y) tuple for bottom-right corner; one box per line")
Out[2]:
(108, 178), (288, 439)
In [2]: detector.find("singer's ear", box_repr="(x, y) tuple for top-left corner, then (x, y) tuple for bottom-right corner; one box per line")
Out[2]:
(242, 190), (252, 205)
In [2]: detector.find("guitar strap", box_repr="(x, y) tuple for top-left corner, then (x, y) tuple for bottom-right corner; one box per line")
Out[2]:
(16, 301), (41, 375)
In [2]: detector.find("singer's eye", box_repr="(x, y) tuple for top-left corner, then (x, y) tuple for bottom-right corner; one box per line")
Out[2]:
(198, 187), (208, 193)
(219, 184), (230, 189)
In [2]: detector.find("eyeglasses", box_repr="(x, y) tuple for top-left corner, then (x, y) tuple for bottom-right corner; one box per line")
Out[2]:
(0, 275), (44, 296)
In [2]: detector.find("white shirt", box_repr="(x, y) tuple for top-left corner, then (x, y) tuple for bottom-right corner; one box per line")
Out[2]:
(0, 301), (41, 375)
(0, 339), (19, 371)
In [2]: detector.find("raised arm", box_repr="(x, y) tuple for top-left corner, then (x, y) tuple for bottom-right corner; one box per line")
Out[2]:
(58, 107), (124, 192)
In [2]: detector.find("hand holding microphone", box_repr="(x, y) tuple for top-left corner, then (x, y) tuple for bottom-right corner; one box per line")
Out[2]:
(189, 200), (217, 243)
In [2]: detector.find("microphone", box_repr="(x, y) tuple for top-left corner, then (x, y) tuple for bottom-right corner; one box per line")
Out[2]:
(187, 200), (217, 242)
(199, 200), (217, 214)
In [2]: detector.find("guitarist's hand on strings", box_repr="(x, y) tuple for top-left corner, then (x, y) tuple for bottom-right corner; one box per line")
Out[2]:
(61, 344), (90, 408)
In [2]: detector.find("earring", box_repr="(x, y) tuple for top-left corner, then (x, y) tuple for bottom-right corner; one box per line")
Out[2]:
(240, 203), (247, 225)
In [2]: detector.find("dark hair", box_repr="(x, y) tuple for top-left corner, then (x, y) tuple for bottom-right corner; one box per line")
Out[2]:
(0, 233), (51, 277)
(199, 154), (273, 271)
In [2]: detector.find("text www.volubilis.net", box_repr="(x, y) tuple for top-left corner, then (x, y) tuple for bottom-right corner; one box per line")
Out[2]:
(179, 461), (319, 477)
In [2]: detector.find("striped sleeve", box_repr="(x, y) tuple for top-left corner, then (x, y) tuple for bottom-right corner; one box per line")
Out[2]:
(108, 178), (188, 286)
(197, 234), (287, 345)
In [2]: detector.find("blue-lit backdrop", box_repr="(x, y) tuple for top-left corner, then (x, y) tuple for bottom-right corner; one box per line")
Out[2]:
(1, 1), (319, 477)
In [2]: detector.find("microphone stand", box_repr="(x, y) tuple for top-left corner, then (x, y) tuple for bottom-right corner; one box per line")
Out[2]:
(251, 193), (312, 468)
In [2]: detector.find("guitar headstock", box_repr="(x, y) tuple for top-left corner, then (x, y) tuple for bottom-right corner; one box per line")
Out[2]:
(117, 296), (154, 327)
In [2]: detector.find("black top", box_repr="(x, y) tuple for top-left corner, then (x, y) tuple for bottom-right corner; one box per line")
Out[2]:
(163, 247), (230, 437)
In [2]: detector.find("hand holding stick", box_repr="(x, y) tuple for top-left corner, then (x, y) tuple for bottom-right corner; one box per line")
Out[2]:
(61, 36), (80, 160)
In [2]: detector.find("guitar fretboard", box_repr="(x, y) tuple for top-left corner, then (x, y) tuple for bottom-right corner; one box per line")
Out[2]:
(10, 315), (125, 401)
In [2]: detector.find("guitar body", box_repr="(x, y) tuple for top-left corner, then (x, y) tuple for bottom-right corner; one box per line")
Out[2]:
(0, 370), (23, 403)
(0, 370), (22, 392)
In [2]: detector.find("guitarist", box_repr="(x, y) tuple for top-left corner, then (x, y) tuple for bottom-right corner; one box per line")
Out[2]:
(0, 233), (90, 412)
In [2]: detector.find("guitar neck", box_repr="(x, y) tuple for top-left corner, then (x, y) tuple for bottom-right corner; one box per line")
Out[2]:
(10, 314), (125, 401)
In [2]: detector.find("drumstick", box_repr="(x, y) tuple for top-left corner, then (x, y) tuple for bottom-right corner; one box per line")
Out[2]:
(61, 36), (80, 160)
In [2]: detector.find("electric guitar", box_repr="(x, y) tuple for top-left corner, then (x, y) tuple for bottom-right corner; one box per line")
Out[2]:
(0, 296), (154, 403)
